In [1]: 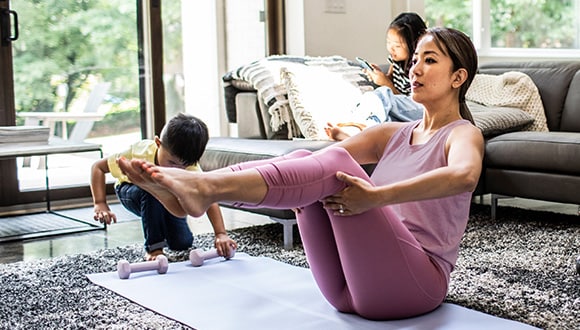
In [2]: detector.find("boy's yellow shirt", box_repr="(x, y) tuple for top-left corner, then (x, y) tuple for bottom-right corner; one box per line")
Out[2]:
(107, 139), (201, 186)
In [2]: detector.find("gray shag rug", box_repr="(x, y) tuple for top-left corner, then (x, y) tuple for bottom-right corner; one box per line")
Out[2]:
(0, 204), (578, 330)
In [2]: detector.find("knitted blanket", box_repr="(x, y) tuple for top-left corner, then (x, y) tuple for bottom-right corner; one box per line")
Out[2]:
(224, 55), (374, 138)
(466, 71), (549, 132)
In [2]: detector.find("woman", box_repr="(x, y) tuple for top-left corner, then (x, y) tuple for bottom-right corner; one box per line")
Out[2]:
(118, 27), (483, 320)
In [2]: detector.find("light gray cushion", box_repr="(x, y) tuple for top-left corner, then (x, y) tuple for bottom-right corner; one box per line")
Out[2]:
(468, 101), (535, 137)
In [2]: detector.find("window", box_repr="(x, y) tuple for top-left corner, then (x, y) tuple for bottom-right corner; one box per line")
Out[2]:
(10, 0), (141, 192)
(0, 0), (143, 207)
(424, 0), (580, 57)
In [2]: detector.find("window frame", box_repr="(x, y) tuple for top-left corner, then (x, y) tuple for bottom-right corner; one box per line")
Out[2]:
(423, 0), (580, 60)
(474, 0), (580, 59)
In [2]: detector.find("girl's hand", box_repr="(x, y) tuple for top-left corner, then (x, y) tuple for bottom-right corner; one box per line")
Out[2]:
(364, 64), (390, 86)
(322, 171), (379, 216)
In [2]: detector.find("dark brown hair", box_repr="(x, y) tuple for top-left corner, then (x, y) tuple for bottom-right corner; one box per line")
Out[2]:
(159, 113), (209, 166)
(388, 12), (427, 74)
(423, 27), (478, 124)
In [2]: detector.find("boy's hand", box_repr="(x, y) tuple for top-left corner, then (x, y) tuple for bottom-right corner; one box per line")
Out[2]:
(214, 233), (238, 257)
(93, 202), (117, 225)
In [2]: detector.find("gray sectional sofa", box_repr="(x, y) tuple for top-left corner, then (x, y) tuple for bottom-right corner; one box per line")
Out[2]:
(200, 60), (580, 249)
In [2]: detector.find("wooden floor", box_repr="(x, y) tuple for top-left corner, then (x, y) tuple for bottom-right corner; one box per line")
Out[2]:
(0, 195), (577, 265)
(0, 205), (272, 264)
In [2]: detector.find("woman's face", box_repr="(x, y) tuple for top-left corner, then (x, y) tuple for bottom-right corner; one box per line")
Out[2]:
(386, 28), (408, 61)
(409, 34), (460, 105)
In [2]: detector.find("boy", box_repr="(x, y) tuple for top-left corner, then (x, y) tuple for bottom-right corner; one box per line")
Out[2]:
(90, 113), (237, 260)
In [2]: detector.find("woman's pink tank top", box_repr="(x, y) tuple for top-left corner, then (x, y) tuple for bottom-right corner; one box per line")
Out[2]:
(370, 120), (474, 278)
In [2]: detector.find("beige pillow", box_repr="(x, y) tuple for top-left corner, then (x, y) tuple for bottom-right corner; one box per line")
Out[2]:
(466, 72), (548, 132)
(280, 66), (363, 140)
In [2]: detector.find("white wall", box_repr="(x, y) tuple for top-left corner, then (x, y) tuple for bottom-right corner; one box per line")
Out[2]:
(285, 0), (579, 64)
(286, 0), (395, 64)
(182, 1), (223, 137)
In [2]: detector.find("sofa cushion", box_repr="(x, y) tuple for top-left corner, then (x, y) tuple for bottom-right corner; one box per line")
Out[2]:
(485, 131), (580, 175)
(466, 72), (548, 132)
(468, 101), (534, 137)
(199, 137), (335, 172)
(281, 66), (367, 140)
(561, 71), (580, 132)
(478, 61), (580, 131)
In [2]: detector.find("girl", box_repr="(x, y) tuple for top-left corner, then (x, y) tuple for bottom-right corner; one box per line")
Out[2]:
(328, 12), (427, 141)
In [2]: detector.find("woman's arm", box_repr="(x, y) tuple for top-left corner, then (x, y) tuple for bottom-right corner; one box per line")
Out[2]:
(333, 122), (406, 165)
(327, 124), (484, 214)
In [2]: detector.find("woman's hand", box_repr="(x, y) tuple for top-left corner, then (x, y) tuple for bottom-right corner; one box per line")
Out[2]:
(322, 171), (379, 216)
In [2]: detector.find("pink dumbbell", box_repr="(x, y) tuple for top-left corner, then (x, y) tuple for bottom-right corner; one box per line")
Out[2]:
(117, 255), (169, 279)
(189, 248), (235, 267)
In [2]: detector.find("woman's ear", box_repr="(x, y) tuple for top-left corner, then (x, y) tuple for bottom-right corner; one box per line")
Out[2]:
(154, 136), (161, 147)
(452, 68), (468, 89)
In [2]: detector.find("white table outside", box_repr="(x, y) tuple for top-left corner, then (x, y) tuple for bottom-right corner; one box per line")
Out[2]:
(18, 112), (105, 140)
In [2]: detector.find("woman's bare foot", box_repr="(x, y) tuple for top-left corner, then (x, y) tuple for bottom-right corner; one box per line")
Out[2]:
(117, 157), (187, 217)
(145, 249), (164, 261)
(119, 157), (215, 218)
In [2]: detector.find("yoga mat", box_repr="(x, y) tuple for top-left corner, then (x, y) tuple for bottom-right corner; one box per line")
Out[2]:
(87, 253), (539, 330)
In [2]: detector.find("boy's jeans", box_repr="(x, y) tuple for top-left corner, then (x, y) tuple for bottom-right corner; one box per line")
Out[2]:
(115, 182), (193, 252)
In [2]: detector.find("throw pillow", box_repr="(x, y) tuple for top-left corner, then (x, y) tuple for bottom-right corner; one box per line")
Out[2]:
(281, 66), (364, 140)
(468, 101), (535, 137)
(466, 72), (548, 132)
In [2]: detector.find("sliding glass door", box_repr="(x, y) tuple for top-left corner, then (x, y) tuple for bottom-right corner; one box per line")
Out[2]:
(0, 0), (282, 209)
(0, 0), (142, 207)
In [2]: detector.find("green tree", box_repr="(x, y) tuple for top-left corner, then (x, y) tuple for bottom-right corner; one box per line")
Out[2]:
(424, 0), (472, 37)
(12, 0), (138, 113)
(424, 0), (576, 49)
(491, 0), (574, 48)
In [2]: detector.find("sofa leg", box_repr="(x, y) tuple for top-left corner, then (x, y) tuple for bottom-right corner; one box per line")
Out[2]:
(491, 194), (498, 220)
(269, 217), (297, 250)
(490, 194), (513, 220)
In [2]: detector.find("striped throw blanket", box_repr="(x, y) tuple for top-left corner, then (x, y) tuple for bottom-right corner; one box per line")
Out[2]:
(224, 55), (374, 138)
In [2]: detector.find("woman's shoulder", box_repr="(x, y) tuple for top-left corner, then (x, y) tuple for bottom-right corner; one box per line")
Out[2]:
(447, 120), (484, 145)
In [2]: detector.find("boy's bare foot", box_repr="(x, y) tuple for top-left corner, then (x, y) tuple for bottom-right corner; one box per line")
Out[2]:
(119, 157), (215, 218)
(145, 249), (164, 261)
(117, 157), (187, 217)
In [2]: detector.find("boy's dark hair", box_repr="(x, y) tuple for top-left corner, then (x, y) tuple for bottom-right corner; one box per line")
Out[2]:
(159, 113), (209, 166)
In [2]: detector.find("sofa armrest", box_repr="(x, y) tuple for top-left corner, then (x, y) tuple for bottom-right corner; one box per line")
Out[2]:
(235, 93), (267, 139)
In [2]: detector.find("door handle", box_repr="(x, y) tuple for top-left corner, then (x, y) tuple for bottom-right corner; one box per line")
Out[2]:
(1, 8), (18, 46)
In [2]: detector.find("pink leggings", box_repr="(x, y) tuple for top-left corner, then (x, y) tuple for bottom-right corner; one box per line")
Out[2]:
(229, 147), (447, 320)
